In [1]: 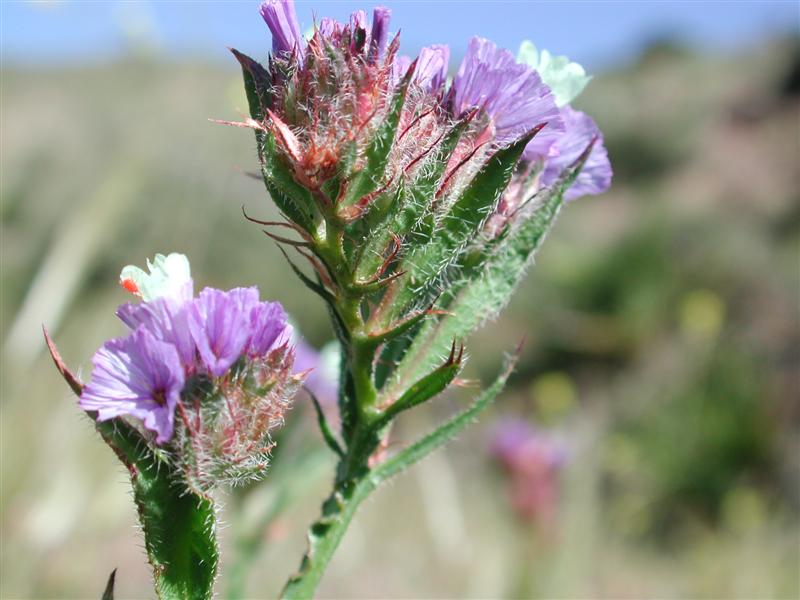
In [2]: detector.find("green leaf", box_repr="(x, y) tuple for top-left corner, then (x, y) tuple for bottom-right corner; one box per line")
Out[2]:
(231, 49), (271, 121)
(392, 184), (565, 389)
(388, 142), (593, 389)
(373, 343), (462, 430)
(101, 568), (117, 600)
(385, 128), (539, 322)
(95, 420), (219, 600)
(374, 354), (517, 481)
(355, 114), (475, 281)
(260, 133), (319, 235)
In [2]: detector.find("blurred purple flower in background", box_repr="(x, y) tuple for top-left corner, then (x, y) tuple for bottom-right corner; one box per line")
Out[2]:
(293, 338), (340, 407)
(490, 418), (569, 524)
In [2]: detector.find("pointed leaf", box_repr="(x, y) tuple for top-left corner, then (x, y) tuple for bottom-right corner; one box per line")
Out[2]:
(374, 353), (517, 482)
(101, 568), (117, 600)
(307, 388), (345, 458)
(389, 157), (582, 389)
(231, 48), (271, 122)
(373, 343), (463, 430)
(260, 133), (319, 234)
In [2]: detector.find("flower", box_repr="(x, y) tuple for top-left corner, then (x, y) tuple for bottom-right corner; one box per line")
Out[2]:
(368, 6), (392, 62)
(80, 327), (185, 443)
(452, 37), (564, 157)
(260, 0), (304, 60)
(117, 296), (196, 368)
(248, 301), (291, 357)
(541, 106), (612, 201)
(517, 41), (591, 107)
(119, 252), (192, 302)
(188, 287), (259, 377)
(490, 418), (568, 523)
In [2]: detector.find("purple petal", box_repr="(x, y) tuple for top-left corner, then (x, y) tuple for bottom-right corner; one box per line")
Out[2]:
(80, 327), (184, 444)
(188, 287), (254, 377)
(248, 301), (289, 357)
(392, 54), (413, 86)
(116, 296), (196, 369)
(453, 37), (564, 154)
(368, 6), (391, 63)
(260, 0), (304, 61)
(350, 9), (367, 32)
(416, 44), (450, 91)
(540, 106), (612, 200)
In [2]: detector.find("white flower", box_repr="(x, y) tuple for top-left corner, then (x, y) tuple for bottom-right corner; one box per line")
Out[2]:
(517, 41), (592, 107)
(119, 253), (193, 302)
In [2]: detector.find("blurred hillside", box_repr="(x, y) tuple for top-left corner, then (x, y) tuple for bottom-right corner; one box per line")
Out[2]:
(2, 38), (799, 598)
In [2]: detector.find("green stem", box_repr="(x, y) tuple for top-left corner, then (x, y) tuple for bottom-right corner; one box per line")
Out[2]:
(279, 358), (515, 598)
(280, 473), (379, 599)
(97, 420), (219, 600)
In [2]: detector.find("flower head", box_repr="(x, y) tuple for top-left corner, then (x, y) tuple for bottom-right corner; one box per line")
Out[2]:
(80, 253), (302, 494)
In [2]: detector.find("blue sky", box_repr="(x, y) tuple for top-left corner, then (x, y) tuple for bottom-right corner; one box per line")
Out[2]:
(3, 1), (799, 70)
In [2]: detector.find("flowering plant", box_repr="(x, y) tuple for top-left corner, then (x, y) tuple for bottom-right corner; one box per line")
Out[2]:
(47, 1), (610, 598)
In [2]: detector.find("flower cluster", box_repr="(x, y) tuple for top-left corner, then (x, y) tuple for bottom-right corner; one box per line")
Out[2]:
(80, 253), (304, 491)
(256, 0), (610, 220)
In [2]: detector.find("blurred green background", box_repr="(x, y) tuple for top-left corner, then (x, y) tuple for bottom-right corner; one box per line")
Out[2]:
(2, 4), (799, 599)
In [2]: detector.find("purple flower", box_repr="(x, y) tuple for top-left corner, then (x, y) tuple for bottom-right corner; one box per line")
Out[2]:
(368, 6), (391, 62)
(416, 44), (450, 90)
(350, 9), (367, 32)
(392, 54), (413, 85)
(541, 106), (612, 201)
(260, 0), (304, 61)
(116, 296), (196, 369)
(490, 418), (567, 472)
(490, 418), (569, 522)
(392, 45), (449, 91)
(293, 339), (339, 406)
(452, 37), (564, 156)
(248, 301), (290, 357)
(188, 287), (256, 377)
(80, 327), (185, 444)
